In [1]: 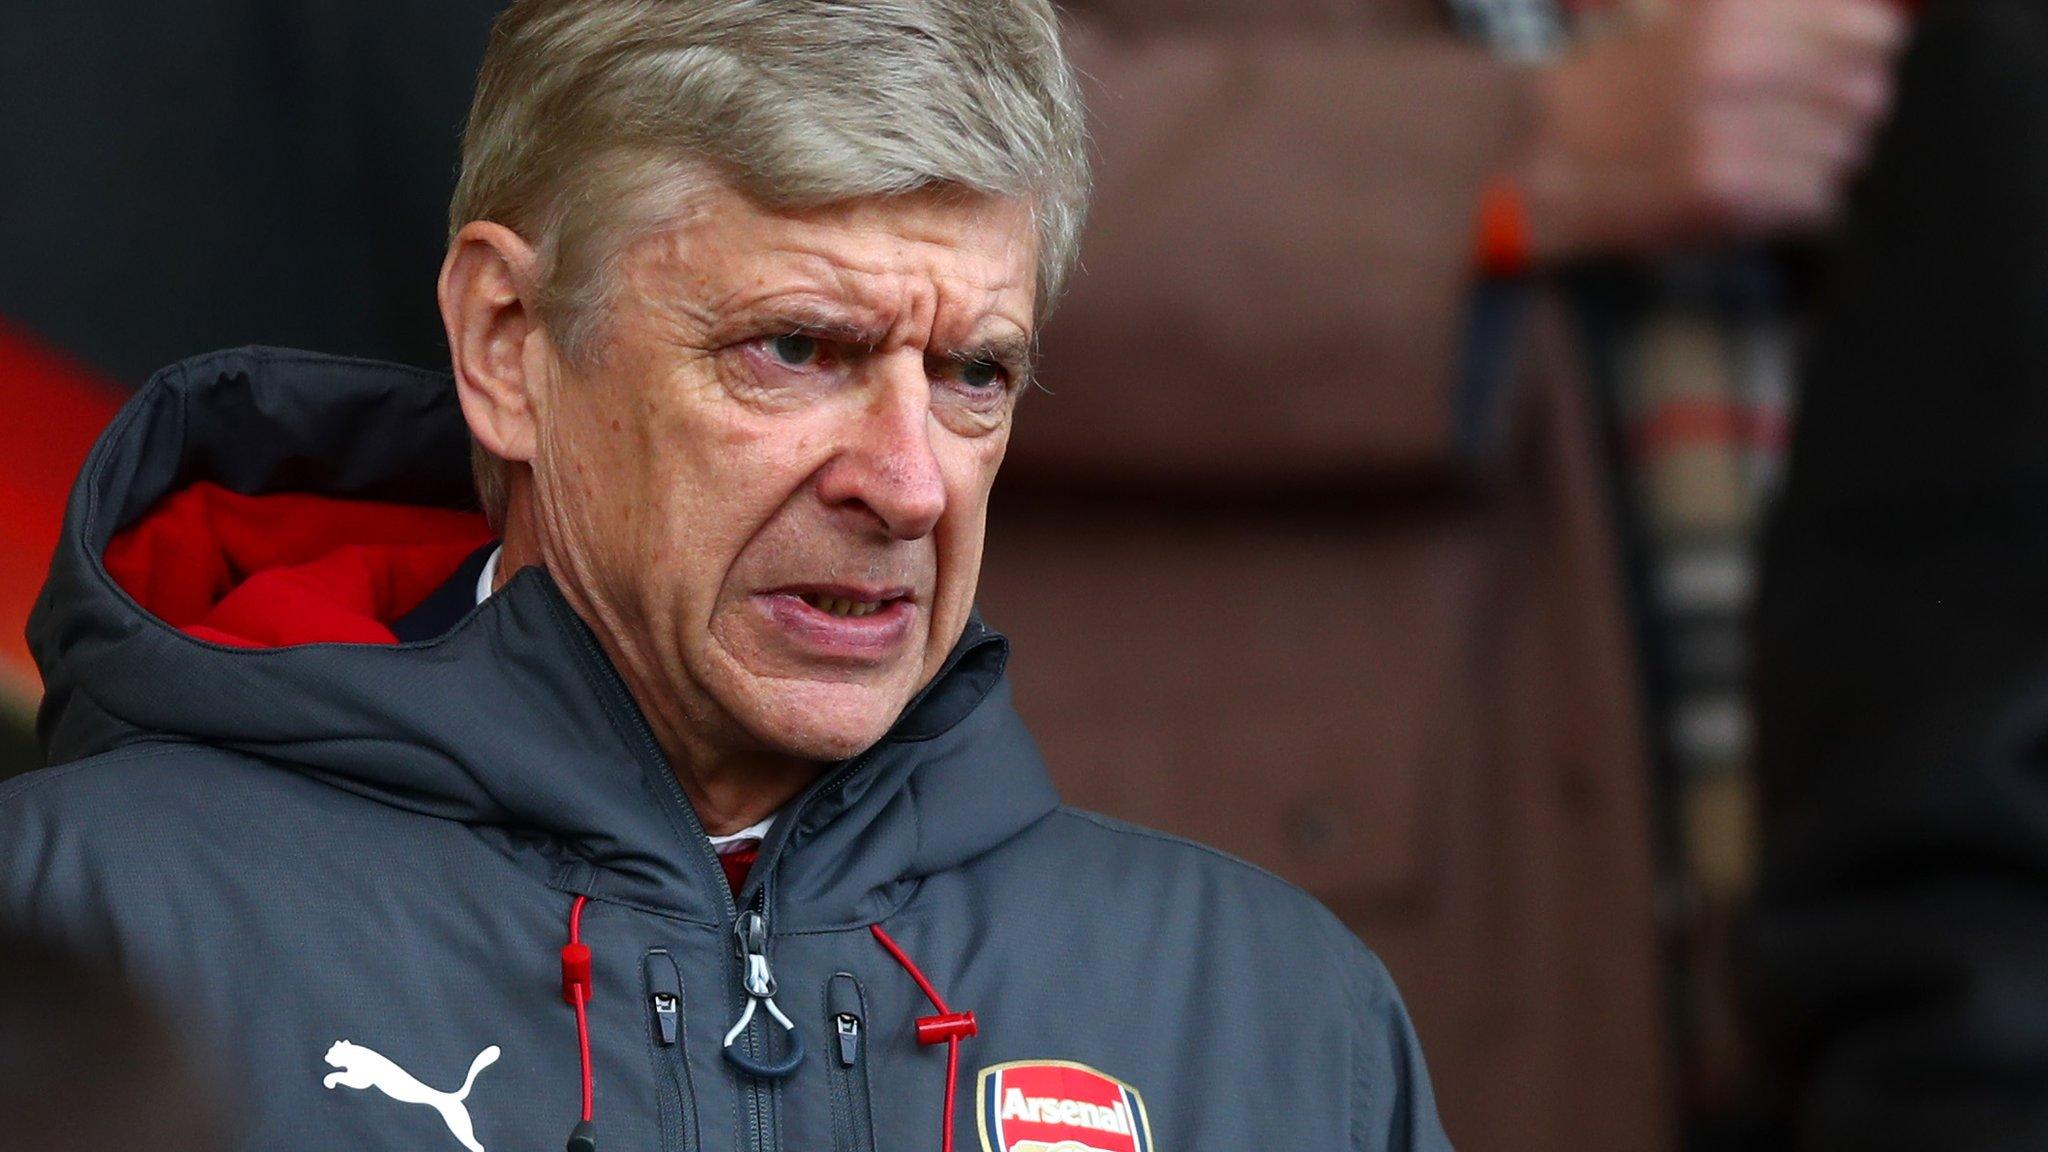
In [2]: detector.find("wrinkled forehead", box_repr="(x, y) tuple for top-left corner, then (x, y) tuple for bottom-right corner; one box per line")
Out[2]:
(617, 183), (1040, 348)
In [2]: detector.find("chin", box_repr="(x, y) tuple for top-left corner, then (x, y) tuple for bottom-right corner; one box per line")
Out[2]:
(741, 681), (908, 763)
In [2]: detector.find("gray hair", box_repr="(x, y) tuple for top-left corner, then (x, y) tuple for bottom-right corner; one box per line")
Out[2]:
(450, 0), (1092, 524)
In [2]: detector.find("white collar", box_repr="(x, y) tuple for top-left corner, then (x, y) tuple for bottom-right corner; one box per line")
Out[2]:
(475, 545), (503, 606)
(707, 814), (777, 849)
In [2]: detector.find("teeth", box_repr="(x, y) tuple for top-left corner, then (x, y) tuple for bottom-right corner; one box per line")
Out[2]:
(800, 594), (884, 617)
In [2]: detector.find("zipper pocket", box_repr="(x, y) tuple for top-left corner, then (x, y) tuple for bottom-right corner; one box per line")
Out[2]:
(826, 972), (877, 1152)
(644, 948), (699, 1151)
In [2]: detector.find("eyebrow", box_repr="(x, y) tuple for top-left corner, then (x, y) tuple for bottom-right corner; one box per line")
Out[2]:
(760, 303), (889, 349)
(753, 302), (1035, 372)
(944, 334), (1035, 374)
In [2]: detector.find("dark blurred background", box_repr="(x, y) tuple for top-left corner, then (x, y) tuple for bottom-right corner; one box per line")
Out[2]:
(11, 0), (2047, 1150)
(0, 931), (229, 1151)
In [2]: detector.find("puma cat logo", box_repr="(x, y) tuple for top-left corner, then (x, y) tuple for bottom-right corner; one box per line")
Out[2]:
(323, 1039), (500, 1152)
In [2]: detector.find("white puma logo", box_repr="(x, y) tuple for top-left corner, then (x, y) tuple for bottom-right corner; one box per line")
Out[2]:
(322, 1039), (501, 1152)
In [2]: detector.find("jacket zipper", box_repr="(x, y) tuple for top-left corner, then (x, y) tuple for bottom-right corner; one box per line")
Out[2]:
(728, 897), (803, 1058)
(551, 598), (775, 1150)
(551, 588), (1002, 1152)
(718, 742), (893, 1152)
(826, 973), (877, 1152)
(643, 949), (697, 1151)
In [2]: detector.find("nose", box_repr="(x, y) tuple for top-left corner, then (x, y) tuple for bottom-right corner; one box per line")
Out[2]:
(814, 360), (948, 541)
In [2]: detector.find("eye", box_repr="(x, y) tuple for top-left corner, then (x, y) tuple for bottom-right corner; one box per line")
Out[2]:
(956, 359), (1006, 390)
(766, 333), (821, 367)
(939, 357), (1011, 394)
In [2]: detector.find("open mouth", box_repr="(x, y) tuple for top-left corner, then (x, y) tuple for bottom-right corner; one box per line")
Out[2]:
(797, 593), (891, 618)
(757, 585), (916, 658)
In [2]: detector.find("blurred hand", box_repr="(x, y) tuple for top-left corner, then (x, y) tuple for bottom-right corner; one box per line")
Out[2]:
(1517, 0), (1909, 259)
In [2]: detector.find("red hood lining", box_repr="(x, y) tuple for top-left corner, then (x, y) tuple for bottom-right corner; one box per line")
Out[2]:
(104, 482), (494, 649)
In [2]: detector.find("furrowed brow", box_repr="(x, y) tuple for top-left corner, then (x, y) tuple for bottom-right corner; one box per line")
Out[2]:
(946, 333), (1035, 373)
(749, 302), (888, 349)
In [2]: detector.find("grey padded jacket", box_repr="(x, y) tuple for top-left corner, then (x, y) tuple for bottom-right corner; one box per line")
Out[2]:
(0, 348), (1451, 1152)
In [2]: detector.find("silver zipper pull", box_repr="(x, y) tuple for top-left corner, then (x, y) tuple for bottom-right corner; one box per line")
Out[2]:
(722, 908), (806, 1079)
(645, 950), (683, 1047)
(736, 911), (776, 999)
(653, 993), (679, 1045)
(828, 972), (866, 1067)
(835, 1013), (861, 1066)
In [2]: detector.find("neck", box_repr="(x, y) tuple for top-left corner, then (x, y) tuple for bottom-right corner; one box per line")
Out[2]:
(495, 519), (819, 840)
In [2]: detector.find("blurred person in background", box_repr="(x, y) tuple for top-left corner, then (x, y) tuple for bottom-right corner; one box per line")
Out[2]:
(1, 933), (228, 1150)
(997, 3), (1904, 1150)
(0, 1), (1905, 1150)
(1748, 0), (2048, 1147)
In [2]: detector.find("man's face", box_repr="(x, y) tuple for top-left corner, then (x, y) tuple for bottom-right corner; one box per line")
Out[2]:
(529, 185), (1036, 764)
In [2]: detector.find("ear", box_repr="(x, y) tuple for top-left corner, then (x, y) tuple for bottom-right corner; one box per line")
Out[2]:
(439, 221), (548, 467)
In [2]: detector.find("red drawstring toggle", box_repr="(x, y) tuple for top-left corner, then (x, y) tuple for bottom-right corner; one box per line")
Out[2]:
(871, 923), (972, 1152)
(563, 895), (597, 1149)
(915, 1011), (978, 1046)
(560, 942), (593, 1005)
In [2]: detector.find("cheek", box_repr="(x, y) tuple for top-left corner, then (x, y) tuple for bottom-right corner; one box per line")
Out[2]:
(633, 436), (752, 599)
(680, 417), (840, 593)
(948, 433), (1007, 521)
(918, 451), (1000, 680)
(532, 410), (626, 550)
(934, 439), (1005, 580)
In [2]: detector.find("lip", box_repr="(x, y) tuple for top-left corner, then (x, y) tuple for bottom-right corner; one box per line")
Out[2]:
(754, 586), (918, 661)
(771, 582), (915, 605)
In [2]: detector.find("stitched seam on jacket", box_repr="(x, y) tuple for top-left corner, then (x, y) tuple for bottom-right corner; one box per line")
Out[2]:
(1061, 808), (1387, 1144)
(0, 743), (217, 808)
(1331, 920), (1376, 1149)
(535, 586), (726, 927)
(1055, 807), (1312, 893)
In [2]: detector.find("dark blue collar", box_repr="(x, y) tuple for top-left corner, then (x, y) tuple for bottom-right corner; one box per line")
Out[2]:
(390, 541), (497, 643)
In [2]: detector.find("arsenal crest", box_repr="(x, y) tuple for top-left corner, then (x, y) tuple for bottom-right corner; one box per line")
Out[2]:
(977, 1060), (1154, 1152)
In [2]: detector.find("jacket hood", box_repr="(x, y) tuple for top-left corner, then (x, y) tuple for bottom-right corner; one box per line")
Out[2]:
(28, 346), (1059, 927)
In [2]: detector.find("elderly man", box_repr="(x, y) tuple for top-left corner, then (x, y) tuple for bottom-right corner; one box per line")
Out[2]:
(0, 2), (1446, 1151)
